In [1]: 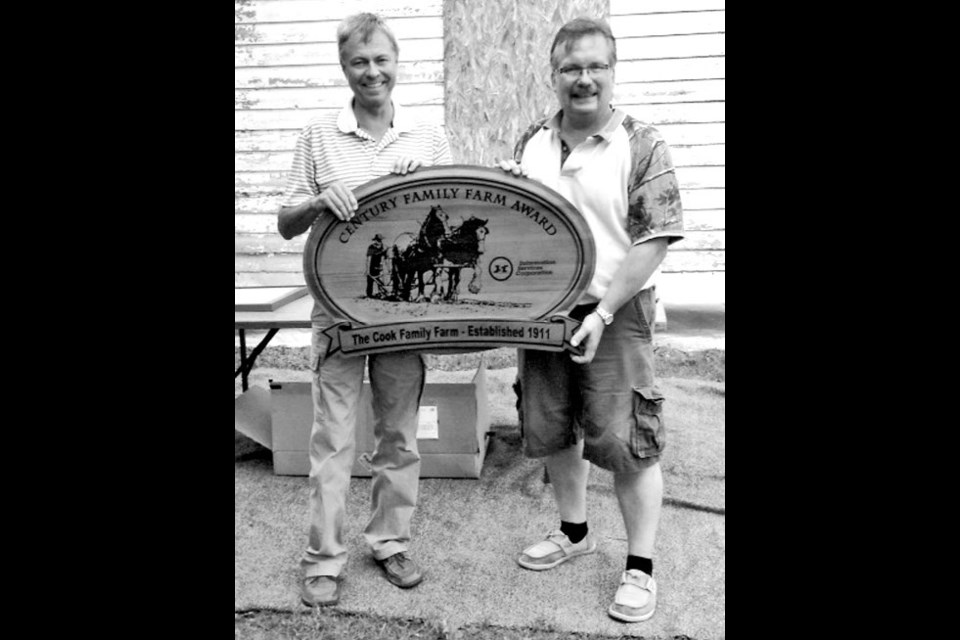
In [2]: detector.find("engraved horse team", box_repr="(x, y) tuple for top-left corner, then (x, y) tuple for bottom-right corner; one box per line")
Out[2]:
(378, 204), (489, 303)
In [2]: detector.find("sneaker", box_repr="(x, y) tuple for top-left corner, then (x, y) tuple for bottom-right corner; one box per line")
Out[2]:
(300, 575), (342, 607)
(517, 530), (597, 571)
(608, 570), (657, 622)
(376, 552), (424, 588)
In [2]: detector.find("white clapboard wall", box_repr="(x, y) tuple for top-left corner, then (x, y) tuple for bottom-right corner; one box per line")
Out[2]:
(609, 0), (725, 297)
(235, 0), (445, 286)
(235, 0), (725, 298)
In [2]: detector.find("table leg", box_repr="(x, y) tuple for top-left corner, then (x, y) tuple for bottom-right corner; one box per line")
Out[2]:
(235, 328), (280, 391)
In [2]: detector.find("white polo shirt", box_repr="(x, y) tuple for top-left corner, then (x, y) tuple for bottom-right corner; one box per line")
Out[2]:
(514, 108), (684, 303)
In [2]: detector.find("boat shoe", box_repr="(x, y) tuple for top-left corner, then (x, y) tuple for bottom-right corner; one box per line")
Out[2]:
(301, 575), (342, 607)
(376, 552), (424, 588)
(608, 569), (657, 622)
(517, 530), (597, 570)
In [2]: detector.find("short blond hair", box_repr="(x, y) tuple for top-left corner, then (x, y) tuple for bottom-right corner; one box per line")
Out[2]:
(337, 13), (399, 62)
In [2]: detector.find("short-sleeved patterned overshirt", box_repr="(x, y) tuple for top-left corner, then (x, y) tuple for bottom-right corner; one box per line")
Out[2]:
(281, 99), (453, 324)
(513, 108), (684, 303)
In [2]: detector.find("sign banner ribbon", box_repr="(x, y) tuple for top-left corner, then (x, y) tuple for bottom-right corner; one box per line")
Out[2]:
(324, 315), (583, 357)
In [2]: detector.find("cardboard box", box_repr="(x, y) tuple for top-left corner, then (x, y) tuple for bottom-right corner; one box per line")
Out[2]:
(263, 363), (490, 478)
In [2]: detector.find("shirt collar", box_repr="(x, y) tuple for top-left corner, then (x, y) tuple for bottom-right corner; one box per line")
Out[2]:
(336, 97), (412, 135)
(544, 107), (626, 141)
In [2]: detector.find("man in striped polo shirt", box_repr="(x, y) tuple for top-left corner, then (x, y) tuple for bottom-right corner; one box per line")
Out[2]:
(278, 13), (452, 607)
(499, 18), (684, 623)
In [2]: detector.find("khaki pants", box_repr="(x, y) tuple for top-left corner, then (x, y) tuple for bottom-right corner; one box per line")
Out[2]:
(301, 326), (425, 578)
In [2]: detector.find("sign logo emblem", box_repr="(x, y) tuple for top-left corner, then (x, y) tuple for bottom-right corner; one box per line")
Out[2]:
(488, 257), (513, 281)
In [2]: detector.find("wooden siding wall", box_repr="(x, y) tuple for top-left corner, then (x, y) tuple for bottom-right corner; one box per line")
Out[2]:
(235, 0), (724, 288)
(609, 0), (725, 276)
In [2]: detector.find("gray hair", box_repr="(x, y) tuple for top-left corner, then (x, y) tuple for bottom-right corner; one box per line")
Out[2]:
(337, 13), (399, 62)
(549, 17), (617, 69)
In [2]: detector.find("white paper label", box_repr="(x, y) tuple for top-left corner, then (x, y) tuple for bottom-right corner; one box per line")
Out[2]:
(417, 406), (439, 439)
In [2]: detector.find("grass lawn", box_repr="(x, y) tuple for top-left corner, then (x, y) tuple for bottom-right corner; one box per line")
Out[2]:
(235, 608), (698, 639)
(236, 346), (722, 640)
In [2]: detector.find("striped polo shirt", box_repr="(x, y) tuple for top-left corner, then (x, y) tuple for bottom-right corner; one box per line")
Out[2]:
(514, 108), (684, 303)
(281, 98), (453, 324)
(282, 99), (452, 202)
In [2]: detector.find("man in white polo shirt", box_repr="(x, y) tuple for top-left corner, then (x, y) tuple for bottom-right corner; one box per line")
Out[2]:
(499, 17), (684, 624)
(278, 12), (452, 607)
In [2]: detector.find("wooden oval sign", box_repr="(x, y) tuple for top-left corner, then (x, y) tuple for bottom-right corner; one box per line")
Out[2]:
(303, 165), (595, 355)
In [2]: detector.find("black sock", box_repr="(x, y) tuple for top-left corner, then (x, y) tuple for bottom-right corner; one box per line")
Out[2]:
(626, 555), (653, 576)
(560, 521), (588, 544)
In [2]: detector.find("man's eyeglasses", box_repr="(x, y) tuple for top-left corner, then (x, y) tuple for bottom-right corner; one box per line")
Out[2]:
(555, 64), (611, 80)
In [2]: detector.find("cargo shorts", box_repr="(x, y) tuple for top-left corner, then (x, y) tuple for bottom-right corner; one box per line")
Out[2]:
(516, 287), (666, 473)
